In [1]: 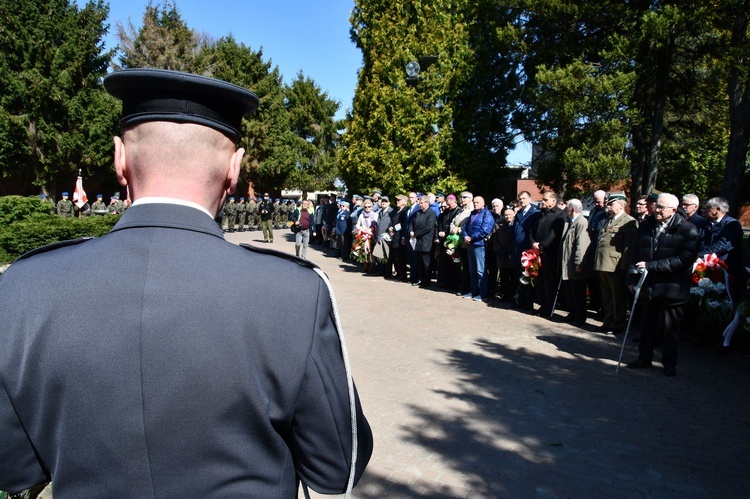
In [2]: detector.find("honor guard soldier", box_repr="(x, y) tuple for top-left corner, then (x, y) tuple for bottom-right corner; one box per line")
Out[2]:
(56, 192), (74, 217)
(236, 196), (246, 231)
(0, 68), (372, 497)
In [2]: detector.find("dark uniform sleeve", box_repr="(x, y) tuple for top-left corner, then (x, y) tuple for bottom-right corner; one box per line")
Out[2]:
(288, 278), (373, 494)
(0, 381), (49, 493)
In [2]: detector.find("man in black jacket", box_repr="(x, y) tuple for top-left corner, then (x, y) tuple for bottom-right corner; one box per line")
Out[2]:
(410, 194), (438, 288)
(530, 190), (566, 315)
(626, 193), (701, 377)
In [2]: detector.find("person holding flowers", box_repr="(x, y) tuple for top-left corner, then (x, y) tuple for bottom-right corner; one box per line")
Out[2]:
(702, 197), (745, 303)
(353, 199), (379, 273)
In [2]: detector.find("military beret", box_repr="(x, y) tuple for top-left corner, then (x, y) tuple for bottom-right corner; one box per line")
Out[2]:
(97, 194), (103, 198)
(62, 192), (69, 196)
(103, 68), (259, 142)
(228, 196), (234, 200)
(647, 189), (662, 201)
(239, 197), (244, 201)
(436, 191), (446, 198)
(607, 191), (627, 203)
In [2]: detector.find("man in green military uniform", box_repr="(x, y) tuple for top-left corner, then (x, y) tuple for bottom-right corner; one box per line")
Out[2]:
(108, 195), (121, 215)
(246, 198), (256, 230)
(258, 193), (275, 242)
(593, 191), (638, 334)
(57, 192), (74, 217)
(223, 196), (237, 232)
(236, 197), (246, 232)
(272, 198), (281, 229)
(91, 194), (108, 216)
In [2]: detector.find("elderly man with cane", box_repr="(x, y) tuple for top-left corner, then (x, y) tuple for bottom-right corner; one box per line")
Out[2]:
(624, 193), (701, 377)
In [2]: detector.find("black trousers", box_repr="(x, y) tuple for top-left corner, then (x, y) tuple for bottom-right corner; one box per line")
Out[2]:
(415, 250), (431, 286)
(638, 297), (684, 368)
(564, 278), (588, 323)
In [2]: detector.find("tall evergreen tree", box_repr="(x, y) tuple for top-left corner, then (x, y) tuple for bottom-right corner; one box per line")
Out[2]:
(285, 72), (341, 193)
(0, 0), (118, 196)
(342, 0), (472, 196)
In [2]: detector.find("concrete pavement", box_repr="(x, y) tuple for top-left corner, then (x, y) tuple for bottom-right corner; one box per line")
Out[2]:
(226, 229), (750, 498)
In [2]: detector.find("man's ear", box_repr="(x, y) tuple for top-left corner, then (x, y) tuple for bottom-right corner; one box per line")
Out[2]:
(226, 147), (244, 195)
(114, 137), (128, 187)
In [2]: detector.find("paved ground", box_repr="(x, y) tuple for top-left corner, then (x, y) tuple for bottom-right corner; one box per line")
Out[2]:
(226, 229), (750, 499)
(28, 227), (750, 498)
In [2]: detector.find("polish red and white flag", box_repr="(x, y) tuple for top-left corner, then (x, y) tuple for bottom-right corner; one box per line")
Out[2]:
(72, 175), (88, 208)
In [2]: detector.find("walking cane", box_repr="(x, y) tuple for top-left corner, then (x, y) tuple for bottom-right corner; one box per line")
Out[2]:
(550, 274), (563, 318)
(615, 267), (649, 374)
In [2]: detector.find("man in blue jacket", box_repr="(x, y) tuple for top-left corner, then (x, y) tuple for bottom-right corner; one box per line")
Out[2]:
(512, 191), (541, 309)
(462, 196), (497, 301)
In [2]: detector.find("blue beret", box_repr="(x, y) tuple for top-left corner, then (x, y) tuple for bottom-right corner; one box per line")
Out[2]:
(97, 194), (103, 198)
(62, 192), (69, 196)
(103, 68), (259, 142)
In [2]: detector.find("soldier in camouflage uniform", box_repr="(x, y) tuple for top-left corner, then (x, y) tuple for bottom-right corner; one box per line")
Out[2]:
(236, 197), (246, 231)
(272, 198), (281, 229)
(57, 192), (74, 217)
(108, 196), (120, 215)
(91, 195), (108, 216)
(223, 197), (237, 232)
(245, 198), (256, 230)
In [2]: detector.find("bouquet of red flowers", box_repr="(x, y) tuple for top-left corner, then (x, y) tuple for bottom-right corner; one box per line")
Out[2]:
(350, 227), (373, 263)
(520, 247), (541, 286)
(690, 253), (732, 322)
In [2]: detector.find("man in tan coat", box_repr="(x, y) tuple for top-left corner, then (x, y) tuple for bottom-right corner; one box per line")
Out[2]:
(594, 192), (638, 333)
(561, 199), (592, 326)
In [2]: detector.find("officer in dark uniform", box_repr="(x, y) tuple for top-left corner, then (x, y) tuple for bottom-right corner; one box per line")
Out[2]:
(0, 68), (372, 497)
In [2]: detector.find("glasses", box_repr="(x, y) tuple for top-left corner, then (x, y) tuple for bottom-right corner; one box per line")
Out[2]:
(681, 202), (696, 207)
(461, 195), (470, 199)
(655, 205), (675, 210)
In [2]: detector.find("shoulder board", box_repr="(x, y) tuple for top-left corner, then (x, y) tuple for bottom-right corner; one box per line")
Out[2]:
(239, 243), (320, 271)
(15, 237), (95, 262)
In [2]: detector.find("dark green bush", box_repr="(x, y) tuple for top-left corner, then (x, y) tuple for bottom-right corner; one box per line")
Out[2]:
(0, 195), (55, 225)
(0, 196), (119, 264)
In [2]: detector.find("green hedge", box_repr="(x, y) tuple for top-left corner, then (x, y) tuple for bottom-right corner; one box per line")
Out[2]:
(0, 196), (119, 264)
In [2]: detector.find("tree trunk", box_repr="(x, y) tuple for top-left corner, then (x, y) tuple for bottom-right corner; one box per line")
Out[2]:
(722, 4), (750, 217)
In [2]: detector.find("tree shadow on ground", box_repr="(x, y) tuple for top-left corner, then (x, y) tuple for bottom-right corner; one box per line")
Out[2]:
(383, 324), (750, 498)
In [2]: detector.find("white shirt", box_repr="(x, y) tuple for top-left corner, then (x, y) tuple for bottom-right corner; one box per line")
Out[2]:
(131, 197), (214, 219)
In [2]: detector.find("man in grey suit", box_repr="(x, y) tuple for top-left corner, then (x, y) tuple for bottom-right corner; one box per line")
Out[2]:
(0, 68), (372, 498)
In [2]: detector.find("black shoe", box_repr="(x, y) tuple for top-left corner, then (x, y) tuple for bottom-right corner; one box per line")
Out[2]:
(626, 359), (652, 369)
(663, 365), (676, 377)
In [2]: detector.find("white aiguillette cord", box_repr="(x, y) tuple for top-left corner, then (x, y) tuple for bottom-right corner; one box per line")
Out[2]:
(301, 267), (356, 499)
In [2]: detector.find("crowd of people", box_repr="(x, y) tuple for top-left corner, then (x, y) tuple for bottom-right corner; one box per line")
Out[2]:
(285, 188), (747, 378)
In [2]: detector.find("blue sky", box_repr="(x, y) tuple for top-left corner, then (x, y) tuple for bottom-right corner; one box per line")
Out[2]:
(83, 0), (530, 164)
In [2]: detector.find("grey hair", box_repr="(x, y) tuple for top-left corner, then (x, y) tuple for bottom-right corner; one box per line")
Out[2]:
(705, 197), (730, 213)
(567, 199), (583, 213)
(682, 193), (699, 206)
(491, 198), (503, 207)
